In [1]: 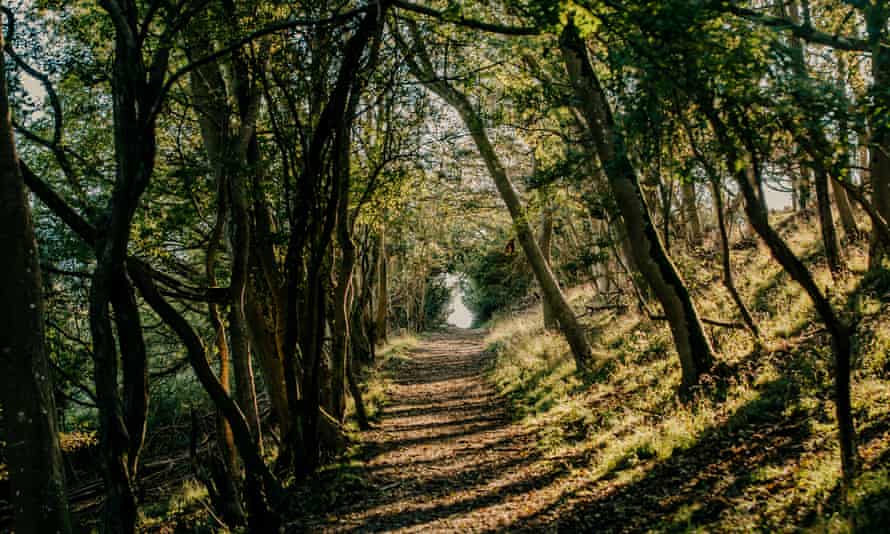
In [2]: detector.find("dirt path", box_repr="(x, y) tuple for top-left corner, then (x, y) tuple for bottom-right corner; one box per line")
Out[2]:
(297, 328), (563, 533)
(291, 328), (844, 534)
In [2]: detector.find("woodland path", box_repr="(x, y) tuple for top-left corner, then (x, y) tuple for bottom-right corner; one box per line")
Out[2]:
(297, 328), (565, 533)
(293, 328), (806, 533)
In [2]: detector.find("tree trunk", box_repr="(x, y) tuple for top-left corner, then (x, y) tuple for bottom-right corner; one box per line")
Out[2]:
(782, 7), (844, 274)
(284, 6), (388, 476)
(681, 116), (760, 338)
(794, 171), (812, 213)
(711, 179), (760, 338)
(93, 3), (163, 527)
(111, 275), (149, 484)
(229, 242), (263, 449)
(186, 12), (264, 449)
(248, 189), (292, 433)
(130, 261), (281, 530)
(354, 247), (378, 363)
(91, 234), (139, 534)
(402, 27), (593, 369)
(347, 355), (370, 430)
(186, 24), (249, 522)
(297, 260), (328, 476)
(330, 105), (357, 423)
(868, 9), (890, 269)
(244, 285), (291, 434)
(833, 177), (859, 241)
(681, 181), (703, 247)
(375, 228), (388, 345)
(226, 39), (264, 456)
(0, 23), (72, 530)
(561, 19), (714, 390)
(444, 96), (590, 365)
(834, 54), (861, 241)
(705, 103), (857, 485)
(538, 194), (558, 330)
(611, 213), (651, 302)
(812, 167), (844, 273)
(205, 197), (245, 525)
(640, 169), (662, 226)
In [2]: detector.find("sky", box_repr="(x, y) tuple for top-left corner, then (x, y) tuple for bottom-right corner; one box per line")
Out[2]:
(445, 274), (473, 329)
(22, 72), (44, 97)
(764, 186), (792, 210)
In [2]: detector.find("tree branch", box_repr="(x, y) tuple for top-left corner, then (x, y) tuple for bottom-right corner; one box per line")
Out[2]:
(392, 0), (540, 36)
(22, 161), (230, 303)
(723, 2), (870, 52)
(151, 5), (369, 120)
(20, 160), (98, 245)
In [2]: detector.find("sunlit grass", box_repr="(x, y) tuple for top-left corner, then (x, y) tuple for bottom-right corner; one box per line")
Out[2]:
(345, 333), (420, 427)
(483, 214), (890, 531)
(140, 479), (227, 533)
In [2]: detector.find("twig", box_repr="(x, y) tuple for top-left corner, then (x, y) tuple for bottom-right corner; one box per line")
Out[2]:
(648, 314), (747, 330)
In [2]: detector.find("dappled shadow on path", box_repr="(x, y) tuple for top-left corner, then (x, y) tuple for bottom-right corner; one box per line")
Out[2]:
(289, 326), (887, 533)
(292, 328), (561, 533)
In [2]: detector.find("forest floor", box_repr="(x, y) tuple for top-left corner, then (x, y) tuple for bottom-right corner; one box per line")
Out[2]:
(289, 230), (890, 533)
(44, 216), (889, 533)
(294, 327), (565, 532)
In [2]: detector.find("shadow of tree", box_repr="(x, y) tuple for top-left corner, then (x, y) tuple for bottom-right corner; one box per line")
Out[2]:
(510, 376), (821, 533)
(289, 317), (889, 534)
(288, 330), (565, 532)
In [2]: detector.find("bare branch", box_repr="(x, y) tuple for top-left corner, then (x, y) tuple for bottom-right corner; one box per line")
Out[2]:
(392, 0), (540, 36)
(724, 3), (870, 52)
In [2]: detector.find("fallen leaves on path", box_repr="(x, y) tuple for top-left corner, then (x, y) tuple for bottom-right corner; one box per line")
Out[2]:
(290, 328), (843, 533)
(293, 328), (578, 532)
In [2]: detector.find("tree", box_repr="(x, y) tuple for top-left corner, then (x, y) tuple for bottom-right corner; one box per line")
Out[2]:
(397, 20), (594, 370)
(0, 9), (71, 531)
(560, 16), (715, 391)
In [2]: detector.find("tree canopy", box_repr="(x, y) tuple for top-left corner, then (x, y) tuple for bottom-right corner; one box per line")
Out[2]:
(2, 0), (890, 531)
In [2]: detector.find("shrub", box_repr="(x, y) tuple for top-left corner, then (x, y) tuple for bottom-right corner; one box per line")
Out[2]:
(462, 248), (532, 324)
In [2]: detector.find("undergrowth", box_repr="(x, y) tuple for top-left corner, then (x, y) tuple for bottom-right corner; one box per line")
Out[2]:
(485, 215), (890, 532)
(345, 333), (419, 428)
(138, 334), (420, 532)
(285, 334), (420, 519)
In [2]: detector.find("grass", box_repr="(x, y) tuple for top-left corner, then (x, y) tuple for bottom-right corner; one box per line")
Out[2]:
(134, 333), (421, 531)
(484, 213), (890, 532)
(281, 333), (422, 521)
(141, 479), (227, 533)
(345, 333), (419, 427)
